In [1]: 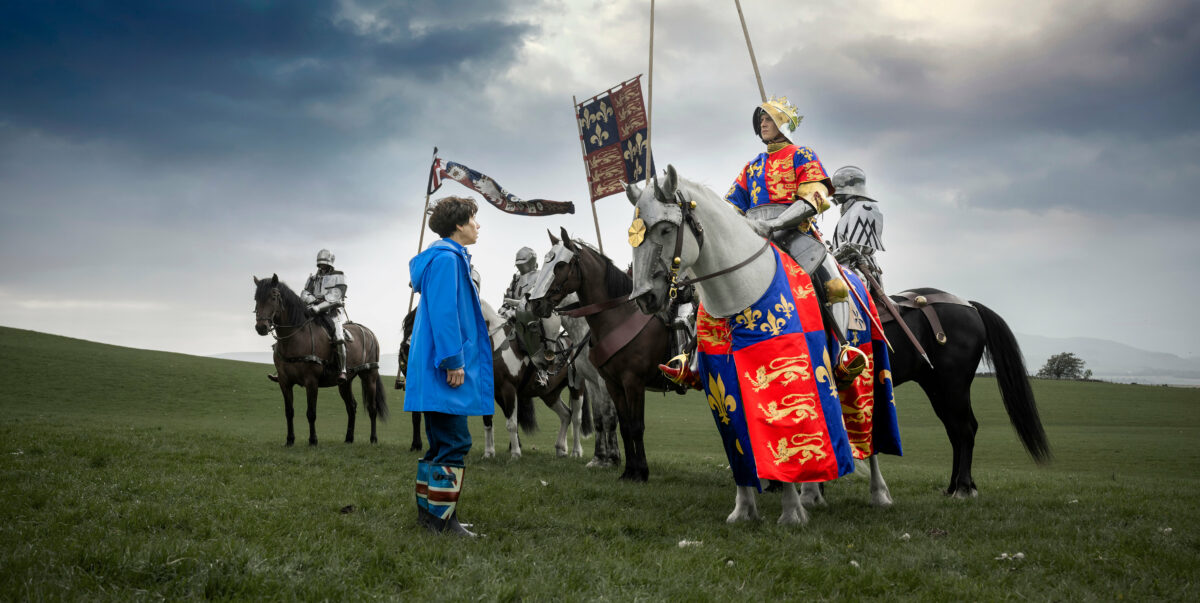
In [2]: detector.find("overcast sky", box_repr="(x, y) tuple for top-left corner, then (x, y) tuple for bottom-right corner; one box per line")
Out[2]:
(2, 0), (1197, 361)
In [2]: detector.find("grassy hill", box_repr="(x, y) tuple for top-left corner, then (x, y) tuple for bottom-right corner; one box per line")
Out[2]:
(1, 326), (1198, 600)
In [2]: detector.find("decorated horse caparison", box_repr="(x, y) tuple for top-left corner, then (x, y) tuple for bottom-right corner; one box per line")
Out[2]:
(253, 274), (388, 445)
(626, 165), (1049, 521)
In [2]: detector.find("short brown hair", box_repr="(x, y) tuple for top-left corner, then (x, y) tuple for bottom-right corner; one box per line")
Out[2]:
(428, 196), (478, 237)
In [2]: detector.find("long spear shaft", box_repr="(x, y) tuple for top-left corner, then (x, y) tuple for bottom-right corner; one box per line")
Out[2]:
(406, 146), (438, 317)
(644, 0), (655, 186)
(734, 0), (767, 103)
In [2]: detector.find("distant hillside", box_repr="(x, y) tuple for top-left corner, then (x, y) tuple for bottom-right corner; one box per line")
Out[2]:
(216, 334), (1200, 386)
(1016, 334), (1200, 386)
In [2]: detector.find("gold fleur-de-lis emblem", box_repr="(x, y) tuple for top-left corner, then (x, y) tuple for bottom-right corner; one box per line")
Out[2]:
(623, 133), (647, 178)
(759, 310), (786, 337)
(774, 293), (794, 320)
(589, 124), (609, 147)
(750, 181), (763, 203)
(707, 373), (737, 424)
(799, 147), (814, 161)
(734, 307), (761, 331)
(628, 217), (646, 248)
(748, 162), (763, 179)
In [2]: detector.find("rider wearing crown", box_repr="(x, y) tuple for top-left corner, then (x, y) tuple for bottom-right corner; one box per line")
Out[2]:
(659, 96), (867, 389)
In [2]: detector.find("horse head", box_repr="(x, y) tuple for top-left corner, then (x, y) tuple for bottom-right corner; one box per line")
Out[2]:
(527, 226), (582, 319)
(253, 273), (282, 335)
(626, 164), (699, 315)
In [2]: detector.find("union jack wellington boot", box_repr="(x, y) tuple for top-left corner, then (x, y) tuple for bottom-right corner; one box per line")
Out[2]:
(659, 353), (702, 391)
(425, 463), (478, 537)
(415, 460), (437, 531)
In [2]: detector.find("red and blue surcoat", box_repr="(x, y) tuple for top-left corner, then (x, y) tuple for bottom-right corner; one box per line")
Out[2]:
(725, 144), (833, 214)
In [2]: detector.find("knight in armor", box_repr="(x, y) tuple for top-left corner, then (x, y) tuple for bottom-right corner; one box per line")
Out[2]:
(501, 246), (568, 383)
(268, 249), (350, 384)
(658, 96), (867, 388)
(830, 165), (885, 290)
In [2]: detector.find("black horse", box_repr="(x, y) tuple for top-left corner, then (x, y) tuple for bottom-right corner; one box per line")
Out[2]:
(878, 287), (1051, 497)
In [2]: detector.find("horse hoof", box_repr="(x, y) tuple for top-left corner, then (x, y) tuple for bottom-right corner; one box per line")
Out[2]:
(871, 494), (895, 508)
(309, 440), (318, 446)
(777, 510), (809, 526)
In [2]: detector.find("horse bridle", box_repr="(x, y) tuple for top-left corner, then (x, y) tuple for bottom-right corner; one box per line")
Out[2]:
(659, 189), (772, 300)
(256, 287), (313, 341)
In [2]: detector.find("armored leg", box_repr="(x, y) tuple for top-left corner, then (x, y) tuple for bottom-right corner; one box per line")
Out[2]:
(335, 340), (348, 384)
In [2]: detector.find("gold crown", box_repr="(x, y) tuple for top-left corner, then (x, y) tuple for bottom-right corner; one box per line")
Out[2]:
(761, 95), (802, 133)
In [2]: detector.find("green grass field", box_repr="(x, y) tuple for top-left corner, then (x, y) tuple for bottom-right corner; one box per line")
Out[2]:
(1, 326), (1198, 600)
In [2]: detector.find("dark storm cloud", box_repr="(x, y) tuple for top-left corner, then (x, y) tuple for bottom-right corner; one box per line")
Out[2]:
(773, 0), (1200, 217)
(0, 0), (538, 159)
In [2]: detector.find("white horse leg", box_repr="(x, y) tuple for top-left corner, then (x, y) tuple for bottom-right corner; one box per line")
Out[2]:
(869, 455), (894, 507)
(506, 411), (521, 459)
(726, 485), (760, 523)
(483, 421), (495, 458)
(800, 482), (827, 508)
(569, 390), (584, 458)
(778, 483), (810, 525)
(549, 399), (571, 457)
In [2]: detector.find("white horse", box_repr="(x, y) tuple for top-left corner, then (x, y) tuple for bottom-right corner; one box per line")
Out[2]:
(482, 299), (588, 460)
(558, 294), (622, 467)
(625, 165), (893, 525)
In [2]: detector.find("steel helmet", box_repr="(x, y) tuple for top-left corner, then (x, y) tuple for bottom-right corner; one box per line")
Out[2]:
(753, 95), (803, 142)
(316, 249), (335, 268)
(831, 166), (873, 202)
(515, 246), (538, 274)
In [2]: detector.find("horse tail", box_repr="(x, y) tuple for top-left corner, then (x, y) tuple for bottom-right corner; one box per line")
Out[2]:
(373, 370), (390, 422)
(971, 301), (1051, 463)
(518, 394), (538, 433)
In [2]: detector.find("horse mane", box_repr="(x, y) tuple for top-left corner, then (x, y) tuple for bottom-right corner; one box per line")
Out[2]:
(255, 278), (311, 327)
(573, 238), (632, 299)
(402, 310), (416, 342)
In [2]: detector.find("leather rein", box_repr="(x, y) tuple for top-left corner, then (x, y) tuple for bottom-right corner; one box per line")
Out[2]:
(664, 190), (772, 299)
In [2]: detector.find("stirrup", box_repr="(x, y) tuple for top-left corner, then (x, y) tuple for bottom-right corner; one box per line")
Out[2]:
(833, 345), (867, 387)
(658, 353), (701, 390)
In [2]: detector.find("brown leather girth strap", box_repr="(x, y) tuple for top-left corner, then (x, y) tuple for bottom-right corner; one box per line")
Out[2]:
(589, 312), (654, 369)
(882, 291), (973, 345)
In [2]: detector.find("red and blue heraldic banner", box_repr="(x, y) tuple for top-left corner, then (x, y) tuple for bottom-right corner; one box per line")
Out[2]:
(577, 76), (655, 202)
(696, 246), (855, 489)
(839, 270), (902, 460)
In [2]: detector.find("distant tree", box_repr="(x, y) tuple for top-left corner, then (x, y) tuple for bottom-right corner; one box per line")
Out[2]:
(1037, 352), (1089, 380)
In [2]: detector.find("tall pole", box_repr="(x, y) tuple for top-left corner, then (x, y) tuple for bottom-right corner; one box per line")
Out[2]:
(406, 146), (439, 317)
(734, 0), (768, 103)
(644, 0), (655, 186)
(573, 95), (606, 255)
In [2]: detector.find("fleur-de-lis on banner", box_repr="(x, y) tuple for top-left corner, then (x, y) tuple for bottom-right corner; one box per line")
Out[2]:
(587, 102), (613, 128)
(590, 124), (609, 147)
(624, 133), (647, 179)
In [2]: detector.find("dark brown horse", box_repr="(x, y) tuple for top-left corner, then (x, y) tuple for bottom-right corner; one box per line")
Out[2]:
(253, 274), (388, 445)
(527, 229), (679, 481)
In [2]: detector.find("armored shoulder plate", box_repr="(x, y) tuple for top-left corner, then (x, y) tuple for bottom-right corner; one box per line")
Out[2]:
(834, 201), (884, 252)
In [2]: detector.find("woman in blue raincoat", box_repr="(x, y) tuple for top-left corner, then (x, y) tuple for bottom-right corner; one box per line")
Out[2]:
(405, 195), (493, 537)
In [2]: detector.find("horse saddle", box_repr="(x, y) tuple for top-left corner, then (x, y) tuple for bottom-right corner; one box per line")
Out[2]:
(877, 290), (971, 345)
(745, 204), (827, 275)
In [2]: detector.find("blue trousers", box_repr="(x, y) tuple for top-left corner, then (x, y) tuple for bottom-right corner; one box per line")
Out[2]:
(422, 411), (472, 465)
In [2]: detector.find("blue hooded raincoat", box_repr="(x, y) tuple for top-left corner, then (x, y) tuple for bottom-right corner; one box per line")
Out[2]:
(403, 239), (494, 416)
